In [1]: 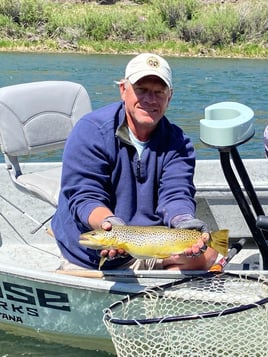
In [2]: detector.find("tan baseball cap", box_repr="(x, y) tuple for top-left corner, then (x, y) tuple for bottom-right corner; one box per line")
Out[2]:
(125, 53), (172, 89)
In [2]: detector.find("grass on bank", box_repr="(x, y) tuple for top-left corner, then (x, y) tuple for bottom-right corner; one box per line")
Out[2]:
(0, 0), (267, 58)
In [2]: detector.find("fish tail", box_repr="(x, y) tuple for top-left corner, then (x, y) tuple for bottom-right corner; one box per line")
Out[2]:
(209, 229), (229, 256)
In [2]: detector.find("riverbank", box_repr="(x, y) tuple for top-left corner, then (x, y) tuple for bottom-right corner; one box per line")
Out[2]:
(0, 0), (267, 58)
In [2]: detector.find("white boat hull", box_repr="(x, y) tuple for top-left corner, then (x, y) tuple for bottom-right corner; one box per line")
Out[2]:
(0, 269), (114, 351)
(0, 262), (161, 352)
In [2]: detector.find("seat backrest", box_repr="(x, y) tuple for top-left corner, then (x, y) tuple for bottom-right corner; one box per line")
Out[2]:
(0, 81), (92, 158)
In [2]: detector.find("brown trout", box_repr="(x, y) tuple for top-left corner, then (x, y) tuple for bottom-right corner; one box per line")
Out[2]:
(79, 225), (229, 266)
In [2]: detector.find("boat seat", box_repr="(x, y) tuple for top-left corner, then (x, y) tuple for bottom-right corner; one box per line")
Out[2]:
(200, 101), (254, 147)
(0, 80), (92, 207)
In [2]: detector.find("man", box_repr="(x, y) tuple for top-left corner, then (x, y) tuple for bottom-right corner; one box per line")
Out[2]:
(52, 53), (217, 271)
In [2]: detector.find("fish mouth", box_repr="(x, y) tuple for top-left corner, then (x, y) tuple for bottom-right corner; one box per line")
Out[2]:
(79, 238), (102, 249)
(79, 235), (91, 243)
(79, 234), (93, 246)
(79, 237), (90, 245)
(79, 233), (105, 249)
(79, 238), (88, 243)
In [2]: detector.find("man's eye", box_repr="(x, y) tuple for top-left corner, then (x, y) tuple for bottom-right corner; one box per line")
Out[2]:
(135, 87), (146, 94)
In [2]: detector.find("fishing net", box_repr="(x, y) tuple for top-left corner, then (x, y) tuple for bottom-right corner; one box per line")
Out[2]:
(103, 273), (268, 357)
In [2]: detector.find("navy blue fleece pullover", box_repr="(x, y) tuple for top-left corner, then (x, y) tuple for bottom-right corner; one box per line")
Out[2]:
(52, 101), (196, 269)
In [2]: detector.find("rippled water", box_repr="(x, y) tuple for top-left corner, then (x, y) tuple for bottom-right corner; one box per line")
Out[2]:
(0, 53), (267, 355)
(0, 53), (267, 161)
(0, 329), (114, 356)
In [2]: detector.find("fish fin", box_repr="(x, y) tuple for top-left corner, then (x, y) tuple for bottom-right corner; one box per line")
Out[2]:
(98, 256), (107, 270)
(209, 229), (229, 256)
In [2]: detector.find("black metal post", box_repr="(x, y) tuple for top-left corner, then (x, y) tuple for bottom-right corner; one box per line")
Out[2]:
(219, 149), (268, 269)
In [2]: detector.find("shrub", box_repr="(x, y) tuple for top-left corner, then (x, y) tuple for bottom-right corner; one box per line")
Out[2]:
(109, 11), (168, 42)
(0, 0), (267, 56)
(20, 0), (48, 26)
(0, 0), (48, 26)
(236, 1), (268, 42)
(0, 0), (20, 23)
(181, 5), (240, 45)
(155, 0), (200, 29)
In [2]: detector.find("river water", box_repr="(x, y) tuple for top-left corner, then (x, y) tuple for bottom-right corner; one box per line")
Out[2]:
(0, 52), (267, 356)
(0, 53), (267, 161)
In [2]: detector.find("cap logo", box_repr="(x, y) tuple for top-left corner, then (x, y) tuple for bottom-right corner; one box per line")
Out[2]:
(146, 56), (160, 68)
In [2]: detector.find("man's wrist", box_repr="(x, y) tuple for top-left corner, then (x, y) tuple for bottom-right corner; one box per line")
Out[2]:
(171, 214), (194, 228)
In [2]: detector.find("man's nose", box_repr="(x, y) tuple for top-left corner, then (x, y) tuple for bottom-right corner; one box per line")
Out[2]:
(144, 91), (157, 102)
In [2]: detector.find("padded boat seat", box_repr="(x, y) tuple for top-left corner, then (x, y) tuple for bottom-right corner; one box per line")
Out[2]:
(16, 165), (62, 207)
(0, 81), (92, 207)
(200, 102), (254, 148)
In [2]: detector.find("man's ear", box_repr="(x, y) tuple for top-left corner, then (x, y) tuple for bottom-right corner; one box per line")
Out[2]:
(119, 80), (126, 100)
(167, 88), (173, 105)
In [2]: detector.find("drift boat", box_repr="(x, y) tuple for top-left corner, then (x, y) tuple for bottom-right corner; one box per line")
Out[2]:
(0, 82), (267, 354)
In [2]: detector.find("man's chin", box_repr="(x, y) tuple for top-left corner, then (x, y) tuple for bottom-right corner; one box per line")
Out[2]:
(137, 113), (161, 125)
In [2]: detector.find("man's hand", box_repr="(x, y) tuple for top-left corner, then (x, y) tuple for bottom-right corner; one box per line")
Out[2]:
(171, 214), (210, 257)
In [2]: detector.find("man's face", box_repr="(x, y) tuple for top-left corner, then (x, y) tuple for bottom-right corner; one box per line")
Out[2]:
(120, 75), (173, 134)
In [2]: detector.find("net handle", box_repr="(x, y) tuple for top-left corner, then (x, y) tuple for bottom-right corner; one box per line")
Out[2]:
(209, 238), (246, 273)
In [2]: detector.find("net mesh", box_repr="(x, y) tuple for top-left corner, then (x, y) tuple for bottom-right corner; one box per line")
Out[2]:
(104, 273), (268, 357)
